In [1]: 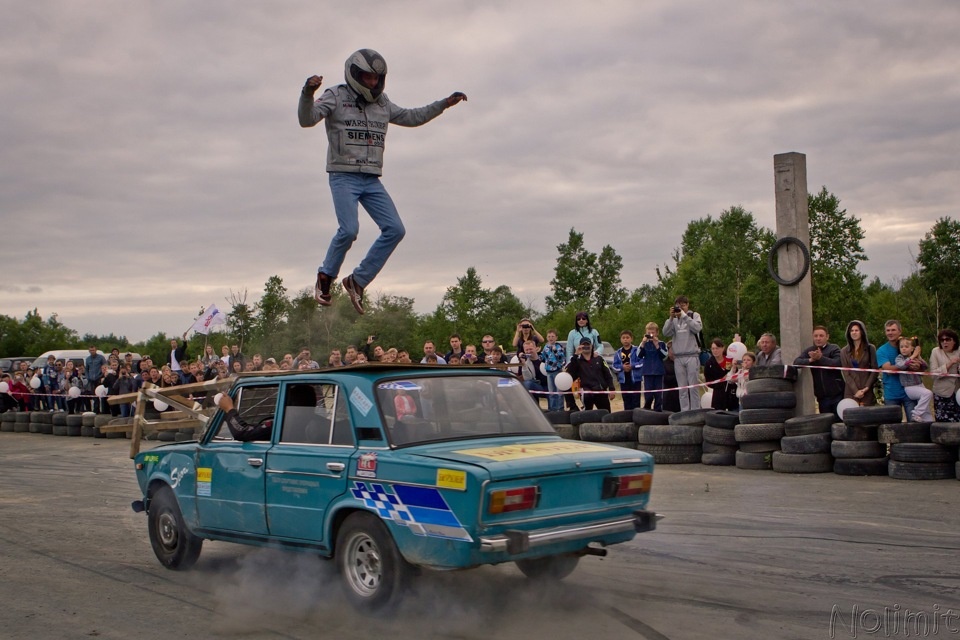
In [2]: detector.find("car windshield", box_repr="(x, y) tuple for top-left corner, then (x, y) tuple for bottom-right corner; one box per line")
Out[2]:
(376, 374), (556, 446)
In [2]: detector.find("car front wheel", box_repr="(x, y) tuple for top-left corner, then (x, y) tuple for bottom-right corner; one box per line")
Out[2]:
(516, 554), (580, 580)
(336, 511), (410, 610)
(148, 485), (202, 570)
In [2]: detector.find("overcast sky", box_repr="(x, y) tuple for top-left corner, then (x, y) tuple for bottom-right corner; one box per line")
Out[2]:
(2, 1), (958, 344)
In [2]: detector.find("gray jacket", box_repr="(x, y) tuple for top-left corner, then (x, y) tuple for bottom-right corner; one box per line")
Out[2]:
(663, 311), (703, 358)
(299, 84), (448, 175)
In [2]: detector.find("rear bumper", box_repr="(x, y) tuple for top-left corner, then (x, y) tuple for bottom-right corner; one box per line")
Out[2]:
(479, 509), (657, 555)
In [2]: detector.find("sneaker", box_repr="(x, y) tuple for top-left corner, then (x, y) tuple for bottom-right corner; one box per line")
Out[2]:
(314, 272), (332, 306)
(342, 275), (365, 315)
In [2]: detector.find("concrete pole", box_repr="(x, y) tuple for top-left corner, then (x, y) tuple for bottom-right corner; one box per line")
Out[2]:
(773, 152), (815, 416)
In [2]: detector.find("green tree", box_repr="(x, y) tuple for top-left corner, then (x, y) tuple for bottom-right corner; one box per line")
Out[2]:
(917, 217), (960, 331)
(546, 228), (597, 315)
(807, 187), (867, 334)
(0, 309), (80, 356)
(226, 290), (254, 350)
(594, 245), (626, 311)
(253, 276), (291, 357)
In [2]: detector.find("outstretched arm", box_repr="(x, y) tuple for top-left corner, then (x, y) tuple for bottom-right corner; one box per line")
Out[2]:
(446, 92), (468, 107)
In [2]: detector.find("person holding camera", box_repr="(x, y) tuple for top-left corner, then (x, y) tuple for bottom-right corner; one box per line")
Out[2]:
(639, 323), (669, 412)
(566, 338), (616, 412)
(518, 340), (548, 407)
(663, 296), (703, 412)
(512, 319), (544, 354)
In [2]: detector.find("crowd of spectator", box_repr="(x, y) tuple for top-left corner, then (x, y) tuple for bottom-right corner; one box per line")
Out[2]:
(3, 301), (958, 424)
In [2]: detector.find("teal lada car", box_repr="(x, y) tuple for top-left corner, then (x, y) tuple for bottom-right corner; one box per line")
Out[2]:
(132, 365), (656, 609)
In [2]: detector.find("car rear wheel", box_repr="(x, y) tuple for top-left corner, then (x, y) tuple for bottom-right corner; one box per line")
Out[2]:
(336, 512), (410, 610)
(148, 486), (202, 570)
(515, 554), (580, 580)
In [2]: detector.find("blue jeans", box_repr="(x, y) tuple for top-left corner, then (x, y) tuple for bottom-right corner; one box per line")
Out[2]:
(321, 173), (405, 288)
(546, 372), (563, 411)
(885, 396), (918, 422)
(523, 380), (547, 409)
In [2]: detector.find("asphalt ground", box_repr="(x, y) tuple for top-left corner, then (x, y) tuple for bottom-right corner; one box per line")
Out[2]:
(1, 432), (958, 640)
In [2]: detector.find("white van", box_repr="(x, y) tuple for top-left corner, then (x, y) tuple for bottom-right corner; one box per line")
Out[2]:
(31, 349), (142, 372)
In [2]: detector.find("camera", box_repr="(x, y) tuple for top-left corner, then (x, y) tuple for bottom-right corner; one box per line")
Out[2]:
(645, 334), (654, 340)
(371, 335), (378, 341)
(672, 306), (681, 314)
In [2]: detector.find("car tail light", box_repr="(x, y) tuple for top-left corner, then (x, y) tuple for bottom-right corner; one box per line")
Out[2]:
(602, 473), (652, 499)
(488, 486), (539, 514)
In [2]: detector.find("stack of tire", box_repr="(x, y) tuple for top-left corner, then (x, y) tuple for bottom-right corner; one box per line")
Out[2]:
(879, 419), (957, 481)
(13, 411), (31, 433)
(734, 366), (797, 470)
(30, 411), (53, 434)
(545, 409), (574, 439)
(578, 409), (641, 449)
(702, 410), (739, 465)
(636, 408), (707, 464)
(0, 412), (15, 432)
(774, 413), (834, 473)
(931, 423), (960, 481)
(831, 405), (897, 476)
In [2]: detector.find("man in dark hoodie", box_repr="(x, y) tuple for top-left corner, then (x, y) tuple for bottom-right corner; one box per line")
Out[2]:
(794, 325), (845, 417)
(566, 338), (616, 412)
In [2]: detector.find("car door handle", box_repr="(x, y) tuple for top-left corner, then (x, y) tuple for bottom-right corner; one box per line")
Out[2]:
(247, 458), (264, 467)
(326, 462), (345, 472)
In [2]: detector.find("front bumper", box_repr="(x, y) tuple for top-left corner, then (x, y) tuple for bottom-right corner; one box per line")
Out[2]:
(479, 509), (657, 555)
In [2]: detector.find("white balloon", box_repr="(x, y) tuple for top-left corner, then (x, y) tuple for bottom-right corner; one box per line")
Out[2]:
(837, 398), (859, 420)
(68, 386), (81, 398)
(30, 376), (42, 389)
(700, 390), (714, 408)
(726, 341), (747, 362)
(95, 385), (108, 398)
(0, 382), (9, 393)
(539, 362), (548, 376)
(214, 393), (224, 406)
(956, 387), (960, 407)
(509, 355), (520, 364)
(555, 371), (573, 392)
(153, 399), (168, 412)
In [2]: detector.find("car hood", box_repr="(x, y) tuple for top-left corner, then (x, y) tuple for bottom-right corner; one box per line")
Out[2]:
(408, 436), (651, 480)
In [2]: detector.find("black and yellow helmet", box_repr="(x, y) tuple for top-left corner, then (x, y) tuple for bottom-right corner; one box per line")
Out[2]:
(344, 49), (387, 103)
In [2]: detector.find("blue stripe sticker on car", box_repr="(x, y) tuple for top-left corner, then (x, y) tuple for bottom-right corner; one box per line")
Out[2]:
(351, 481), (473, 542)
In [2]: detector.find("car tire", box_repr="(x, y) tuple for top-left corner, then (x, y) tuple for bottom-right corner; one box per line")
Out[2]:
(780, 432), (832, 455)
(579, 422), (639, 442)
(877, 422), (931, 444)
(931, 423), (960, 446)
(843, 405), (904, 426)
(336, 511), (411, 610)
(80, 426), (96, 437)
(636, 443), (702, 464)
(637, 424), (703, 445)
(735, 450), (773, 470)
(544, 411), (571, 425)
(157, 431), (176, 442)
(701, 441), (737, 454)
(668, 409), (713, 426)
(632, 409), (671, 425)
(602, 410), (635, 423)
(704, 410), (739, 430)
(734, 423), (786, 443)
(783, 413), (835, 436)
(52, 412), (68, 426)
(831, 423), (879, 441)
(831, 440), (886, 459)
(888, 460), (956, 481)
(516, 554), (580, 581)
(553, 424), (578, 440)
(745, 378), (794, 394)
(748, 365), (798, 381)
(889, 443), (955, 464)
(148, 486), (203, 570)
(833, 457), (889, 476)
(603, 441), (639, 449)
(702, 426), (738, 446)
(701, 452), (737, 466)
(772, 451), (833, 474)
(739, 392), (797, 410)
(570, 410), (608, 426)
(738, 408), (794, 424)
(81, 412), (96, 427)
(738, 440), (781, 453)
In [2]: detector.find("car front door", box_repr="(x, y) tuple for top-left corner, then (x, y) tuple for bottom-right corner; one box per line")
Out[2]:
(265, 382), (355, 543)
(195, 383), (279, 536)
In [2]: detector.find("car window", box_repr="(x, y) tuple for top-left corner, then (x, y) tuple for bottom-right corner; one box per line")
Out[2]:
(211, 384), (280, 441)
(377, 374), (555, 446)
(279, 383), (353, 446)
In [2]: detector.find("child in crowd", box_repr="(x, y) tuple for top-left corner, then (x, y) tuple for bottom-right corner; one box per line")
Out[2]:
(612, 330), (642, 411)
(730, 351), (756, 399)
(895, 337), (934, 422)
(540, 330), (566, 412)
